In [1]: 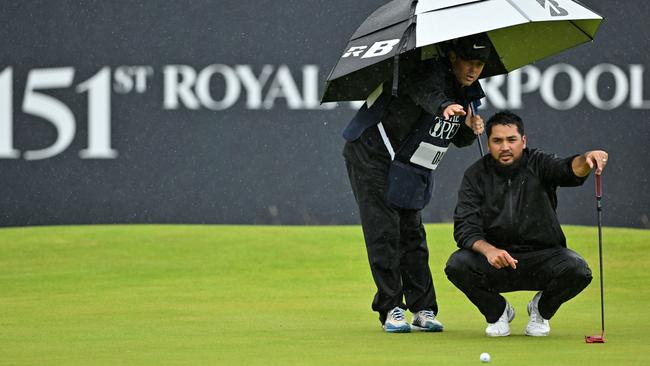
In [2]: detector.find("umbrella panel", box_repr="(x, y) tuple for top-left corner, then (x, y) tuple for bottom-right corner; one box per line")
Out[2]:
(323, 59), (395, 103)
(323, 48), (426, 103)
(415, 0), (480, 15)
(351, 0), (412, 40)
(513, 0), (602, 22)
(328, 20), (411, 81)
(488, 19), (601, 72)
(573, 18), (603, 38)
(415, 0), (528, 48)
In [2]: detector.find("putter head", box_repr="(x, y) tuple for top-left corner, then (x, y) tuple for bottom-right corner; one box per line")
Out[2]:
(585, 334), (605, 343)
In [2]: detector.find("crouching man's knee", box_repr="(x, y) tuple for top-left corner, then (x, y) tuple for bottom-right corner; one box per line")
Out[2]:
(561, 253), (593, 291)
(445, 249), (475, 285)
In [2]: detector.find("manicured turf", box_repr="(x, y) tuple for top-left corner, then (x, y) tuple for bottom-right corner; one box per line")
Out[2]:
(0, 224), (648, 365)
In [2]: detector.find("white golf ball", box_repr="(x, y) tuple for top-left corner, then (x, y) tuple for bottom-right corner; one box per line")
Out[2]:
(480, 352), (491, 363)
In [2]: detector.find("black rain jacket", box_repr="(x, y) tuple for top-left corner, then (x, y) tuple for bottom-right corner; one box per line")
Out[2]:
(342, 56), (485, 210)
(454, 148), (588, 253)
(343, 57), (484, 150)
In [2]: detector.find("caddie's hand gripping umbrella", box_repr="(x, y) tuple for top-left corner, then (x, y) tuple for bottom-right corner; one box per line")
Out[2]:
(321, 0), (603, 103)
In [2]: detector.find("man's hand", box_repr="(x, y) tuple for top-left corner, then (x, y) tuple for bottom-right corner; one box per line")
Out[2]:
(572, 150), (609, 176)
(485, 247), (518, 269)
(443, 104), (466, 119)
(471, 240), (518, 269)
(464, 106), (485, 135)
(584, 150), (609, 175)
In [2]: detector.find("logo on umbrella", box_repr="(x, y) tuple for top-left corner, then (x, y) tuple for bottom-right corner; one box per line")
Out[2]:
(342, 39), (400, 59)
(536, 0), (569, 17)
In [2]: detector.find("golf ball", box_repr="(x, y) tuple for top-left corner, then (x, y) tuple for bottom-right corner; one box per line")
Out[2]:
(480, 352), (491, 363)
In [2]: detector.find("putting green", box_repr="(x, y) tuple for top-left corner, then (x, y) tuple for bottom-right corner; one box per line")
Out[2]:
(0, 224), (648, 365)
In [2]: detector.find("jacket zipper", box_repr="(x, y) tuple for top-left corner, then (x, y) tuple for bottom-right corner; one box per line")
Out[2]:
(507, 178), (514, 227)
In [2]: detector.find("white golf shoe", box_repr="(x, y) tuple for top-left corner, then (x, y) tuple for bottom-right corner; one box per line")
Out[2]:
(382, 307), (411, 333)
(485, 301), (515, 337)
(525, 291), (550, 336)
(411, 310), (444, 332)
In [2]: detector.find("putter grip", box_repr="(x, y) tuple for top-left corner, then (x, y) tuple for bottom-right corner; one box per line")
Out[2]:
(596, 174), (602, 198)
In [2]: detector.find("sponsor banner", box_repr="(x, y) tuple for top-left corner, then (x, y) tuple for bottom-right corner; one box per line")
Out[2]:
(2, 63), (648, 160)
(0, 0), (648, 228)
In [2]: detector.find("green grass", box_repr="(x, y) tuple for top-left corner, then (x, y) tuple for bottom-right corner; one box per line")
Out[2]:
(0, 224), (648, 365)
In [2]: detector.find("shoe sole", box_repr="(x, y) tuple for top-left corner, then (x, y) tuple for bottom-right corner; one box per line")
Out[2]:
(524, 331), (549, 337)
(486, 331), (510, 337)
(411, 324), (444, 332)
(383, 325), (411, 333)
(524, 330), (551, 337)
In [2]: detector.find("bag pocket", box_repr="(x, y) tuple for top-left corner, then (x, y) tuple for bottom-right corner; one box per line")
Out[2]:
(386, 160), (434, 210)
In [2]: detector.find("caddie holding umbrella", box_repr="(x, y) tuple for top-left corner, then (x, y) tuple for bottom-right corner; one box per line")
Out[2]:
(329, 0), (603, 333)
(342, 34), (490, 333)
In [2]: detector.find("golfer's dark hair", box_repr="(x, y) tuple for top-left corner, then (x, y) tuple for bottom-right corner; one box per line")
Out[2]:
(486, 110), (525, 137)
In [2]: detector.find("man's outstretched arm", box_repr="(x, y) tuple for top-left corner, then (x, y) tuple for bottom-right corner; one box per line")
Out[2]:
(572, 150), (609, 177)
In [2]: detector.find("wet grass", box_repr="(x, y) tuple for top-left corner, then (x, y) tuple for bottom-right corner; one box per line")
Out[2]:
(0, 224), (647, 365)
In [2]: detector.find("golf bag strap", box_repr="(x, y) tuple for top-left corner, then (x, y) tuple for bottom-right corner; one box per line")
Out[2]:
(377, 122), (395, 160)
(342, 93), (393, 142)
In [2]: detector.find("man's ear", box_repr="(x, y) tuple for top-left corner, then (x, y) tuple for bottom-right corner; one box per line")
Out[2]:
(522, 135), (527, 149)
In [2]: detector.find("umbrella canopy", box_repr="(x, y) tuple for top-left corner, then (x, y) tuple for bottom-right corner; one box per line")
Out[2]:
(322, 0), (603, 103)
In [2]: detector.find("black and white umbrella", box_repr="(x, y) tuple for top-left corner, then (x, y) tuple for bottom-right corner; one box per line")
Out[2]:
(322, 0), (603, 103)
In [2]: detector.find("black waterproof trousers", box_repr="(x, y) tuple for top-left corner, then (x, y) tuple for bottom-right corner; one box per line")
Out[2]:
(445, 247), (592, 323)
(343, 126), (438, 324)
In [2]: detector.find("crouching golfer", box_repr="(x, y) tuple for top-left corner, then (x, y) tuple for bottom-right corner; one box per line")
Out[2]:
(445, 110), (609, 337)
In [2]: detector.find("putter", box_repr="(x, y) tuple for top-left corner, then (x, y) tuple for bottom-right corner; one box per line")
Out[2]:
(585, 174), (605, 344)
